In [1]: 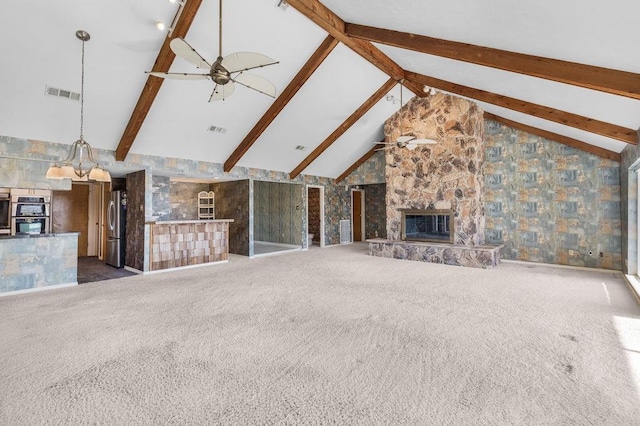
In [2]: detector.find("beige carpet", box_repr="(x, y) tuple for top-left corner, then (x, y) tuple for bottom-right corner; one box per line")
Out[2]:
(0, 243), (639, 424)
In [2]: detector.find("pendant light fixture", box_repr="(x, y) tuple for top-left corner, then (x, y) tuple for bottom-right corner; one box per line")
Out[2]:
(46, 30), (111, 182)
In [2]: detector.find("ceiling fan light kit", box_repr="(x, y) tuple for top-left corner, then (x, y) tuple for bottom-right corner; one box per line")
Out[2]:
(376, 80), (439, 151)
(147, 0), (279, 102)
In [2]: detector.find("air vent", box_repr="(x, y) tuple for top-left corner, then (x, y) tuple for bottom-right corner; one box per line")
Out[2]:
(45, 85), (80, 101)
(208, 125), (227, 134)
(339, 220), (351, 244)
(295, 145), (306, 151)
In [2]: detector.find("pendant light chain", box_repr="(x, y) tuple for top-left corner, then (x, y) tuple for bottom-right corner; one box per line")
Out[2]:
(45, 30), (110, 182)
(218, 0), (223, 58)
(80, 37), (85, 141)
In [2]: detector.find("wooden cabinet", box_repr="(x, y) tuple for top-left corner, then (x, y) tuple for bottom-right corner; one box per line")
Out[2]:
(198, 191), (215, 220)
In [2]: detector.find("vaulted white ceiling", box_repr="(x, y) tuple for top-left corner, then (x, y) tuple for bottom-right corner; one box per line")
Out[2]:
(1, 0), (638, 179)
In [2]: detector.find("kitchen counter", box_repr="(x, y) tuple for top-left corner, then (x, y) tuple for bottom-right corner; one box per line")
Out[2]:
(146, 219), (234, 225)
(0, 232), (79, 295)
(148, 220), (233, 271)
(0, 232), (79, 239)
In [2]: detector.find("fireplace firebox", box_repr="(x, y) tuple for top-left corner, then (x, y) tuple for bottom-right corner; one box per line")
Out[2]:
(401, 209), (453, 243)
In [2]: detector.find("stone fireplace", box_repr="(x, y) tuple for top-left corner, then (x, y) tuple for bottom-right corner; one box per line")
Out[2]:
(368, 93), (502, 268)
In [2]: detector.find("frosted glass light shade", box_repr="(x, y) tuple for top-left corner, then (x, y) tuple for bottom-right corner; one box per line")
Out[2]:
(60, 165), (77, 179)
(45, 165), (64, 179)
(100, 170), (112, 183)
(89, 167), (111, 182)
(88, 167), (102, 181)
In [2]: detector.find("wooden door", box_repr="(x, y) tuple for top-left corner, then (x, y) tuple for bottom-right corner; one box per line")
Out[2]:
(353, 190), (363, 242)
(52, 184), (89, 256)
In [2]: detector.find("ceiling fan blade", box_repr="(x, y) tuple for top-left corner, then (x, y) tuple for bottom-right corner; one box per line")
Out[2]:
(406, 143), (419, 151)
(396, 135), (416, 143)
(170, 37), (211, 69)
(222, 52), (278, 73)
(412, 139), (438, 145)
(147, 71), (209, 80)
(209, 81), (236, 102)
(232, 73), (276, 98)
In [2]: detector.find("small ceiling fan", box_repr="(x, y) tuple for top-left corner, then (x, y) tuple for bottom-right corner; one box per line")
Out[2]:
(376, 80), (438, 150)
(147, 0), (278, 102)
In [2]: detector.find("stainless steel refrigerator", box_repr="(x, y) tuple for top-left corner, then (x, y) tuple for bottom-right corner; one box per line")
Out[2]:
(106, 190), (127, 268)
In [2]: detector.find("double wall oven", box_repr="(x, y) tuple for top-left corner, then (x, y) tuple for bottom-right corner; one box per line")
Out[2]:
(0, 190), (9, 235)
(11, 191), (51, 235)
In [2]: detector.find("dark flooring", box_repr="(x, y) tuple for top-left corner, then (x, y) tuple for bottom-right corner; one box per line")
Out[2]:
(77, 256), (136, 284)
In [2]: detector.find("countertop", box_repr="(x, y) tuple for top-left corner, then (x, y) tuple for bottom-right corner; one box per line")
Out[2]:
(0, 232), (80, 240)
(147, 219), (234, 225)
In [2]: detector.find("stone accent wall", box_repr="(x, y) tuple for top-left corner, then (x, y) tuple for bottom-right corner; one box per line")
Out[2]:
(343, 150), (386, 185)
(151, 175), (171, 221)
(211, 180), (250, 256)
(125, 170), (146, 271)
(384, 94), (485, 245)
(0, 234), (78, 293)
(1, 135), (352, 256)
(485, 121), (622, 270)
(170, 181), (209, 221)
(363, 183), (386, 239)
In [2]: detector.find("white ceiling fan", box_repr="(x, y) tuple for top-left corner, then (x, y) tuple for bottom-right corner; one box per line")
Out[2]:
(376, 80), (438, 150)
(147, 0), (278, 102)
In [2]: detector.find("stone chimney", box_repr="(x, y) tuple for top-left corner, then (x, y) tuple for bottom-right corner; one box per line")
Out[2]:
(384, 93), (485, 245)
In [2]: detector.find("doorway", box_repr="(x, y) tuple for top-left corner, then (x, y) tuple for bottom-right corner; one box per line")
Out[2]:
(307, 185), (325, 248)
(351, 189), (365, 242)
(52, 182), (104, 257)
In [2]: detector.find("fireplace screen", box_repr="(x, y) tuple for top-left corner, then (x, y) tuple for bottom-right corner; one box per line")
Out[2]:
(401, 209), (453, 243)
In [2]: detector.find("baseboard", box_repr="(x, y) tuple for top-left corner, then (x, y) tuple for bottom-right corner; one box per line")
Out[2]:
(124, 266), (143, 275)
(623, 275), (640, 306)
(252, 247), (302, 259)
(254, 241), (300, 249)
(501, 259), (623, 275)
(0, 282), (78, 298)
(144, 260), (229, 275)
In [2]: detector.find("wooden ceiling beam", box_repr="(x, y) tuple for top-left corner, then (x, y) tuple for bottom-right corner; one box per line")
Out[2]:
(335, 143), (384, 183)
(115, 0), (203, 161)
(290, 78), (397, 179)
(285, 0), (404, 81)
(223, 35), (338, 173)
(402, 80), (427, 99)
(484, 113), (621, 161)
(405, 71), (638, 145)
(346, 23), (640, 100)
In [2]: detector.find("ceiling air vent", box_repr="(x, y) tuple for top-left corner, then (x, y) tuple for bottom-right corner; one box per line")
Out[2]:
(45, 85), (80, 101)
(208, 125), (227, 134)
(295, 145), (306, 151)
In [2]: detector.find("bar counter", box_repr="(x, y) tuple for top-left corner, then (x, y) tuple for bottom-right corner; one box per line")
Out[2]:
(147, 220), (233, 272)
(0, 232), (79, 295)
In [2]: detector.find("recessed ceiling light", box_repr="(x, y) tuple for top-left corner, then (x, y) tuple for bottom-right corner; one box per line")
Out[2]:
(156, 21), (168, 31)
